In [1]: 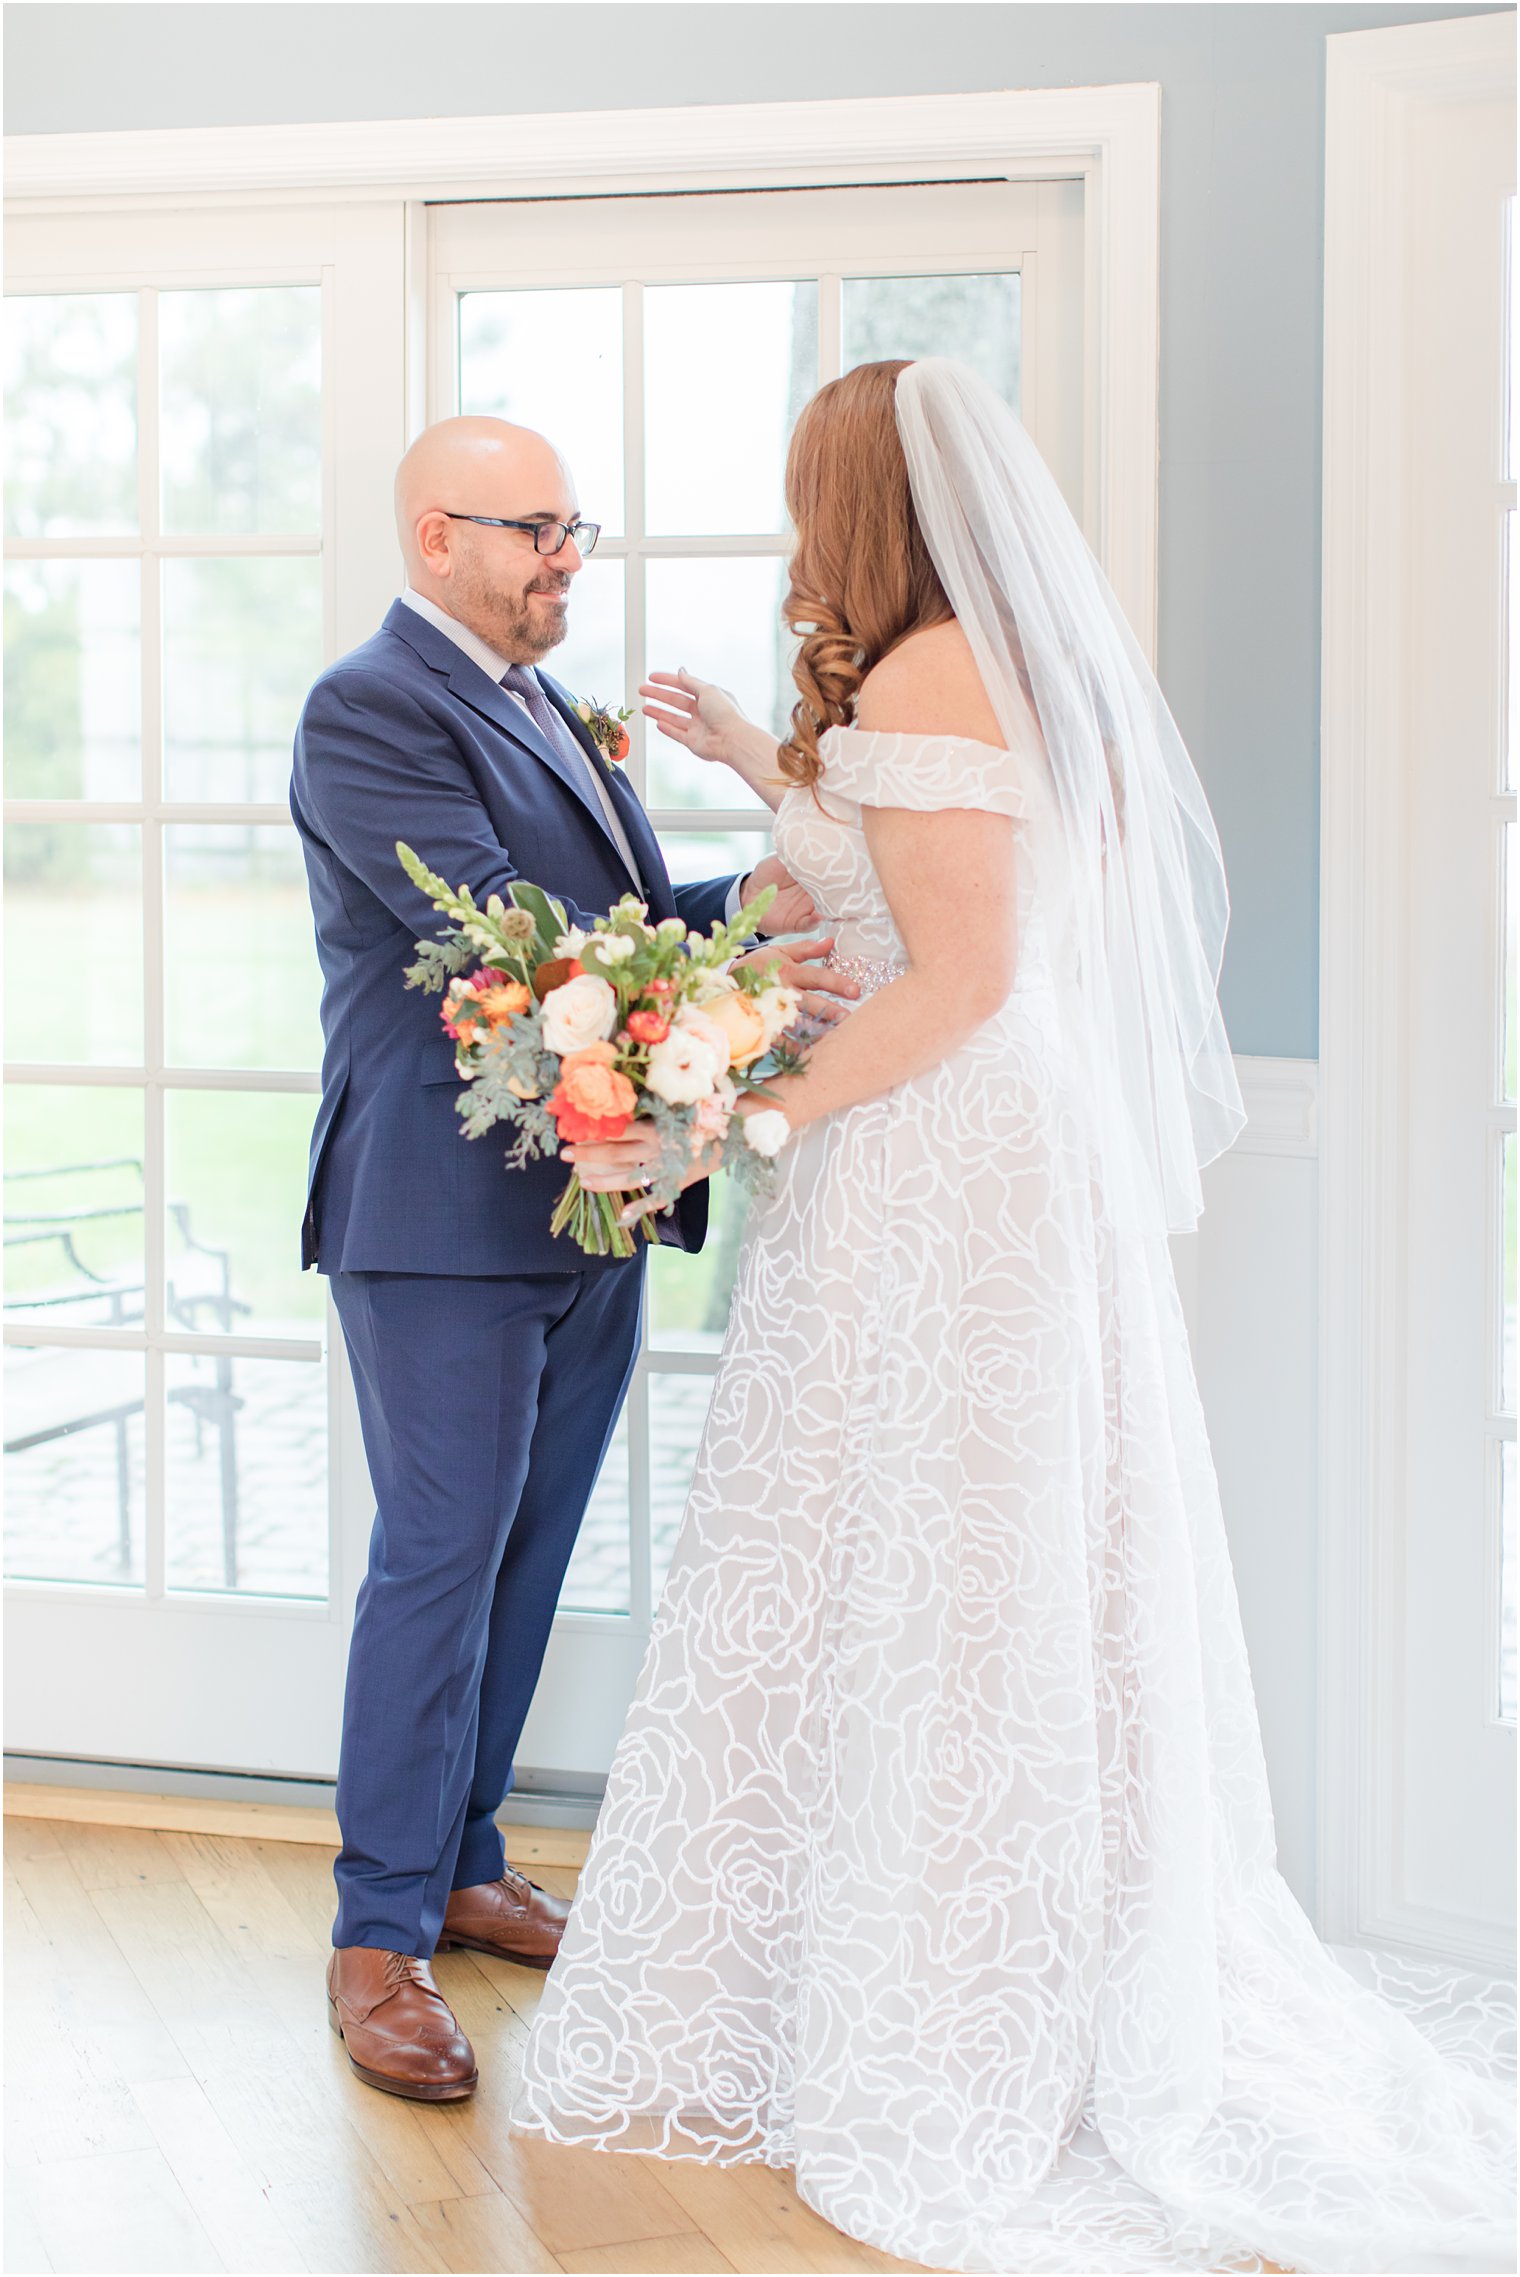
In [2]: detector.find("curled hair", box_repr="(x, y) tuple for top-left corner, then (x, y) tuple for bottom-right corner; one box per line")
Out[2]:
(778, 360), (953, 789)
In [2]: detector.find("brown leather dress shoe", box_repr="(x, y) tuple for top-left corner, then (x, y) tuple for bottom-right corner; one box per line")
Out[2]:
(436, 1863), (571, 1969)
(326, 1946), (478, 2101)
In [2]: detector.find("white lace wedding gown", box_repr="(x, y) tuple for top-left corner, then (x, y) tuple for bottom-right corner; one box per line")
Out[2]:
(509, 725), (1516, 2276)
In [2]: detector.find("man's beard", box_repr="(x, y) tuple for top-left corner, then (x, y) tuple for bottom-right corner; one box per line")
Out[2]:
(458, 561), (570, 660)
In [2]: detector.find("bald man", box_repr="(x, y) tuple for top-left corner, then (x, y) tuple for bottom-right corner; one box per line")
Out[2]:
(291, 418), (838, 2100)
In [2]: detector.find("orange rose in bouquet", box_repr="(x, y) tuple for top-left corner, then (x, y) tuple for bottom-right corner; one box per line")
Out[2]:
(548, 1044), (638, 1144)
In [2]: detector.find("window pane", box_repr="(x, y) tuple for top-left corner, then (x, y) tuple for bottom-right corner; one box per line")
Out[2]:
(4, 559), (140, 800)
(1505, 821), (1516, 1105)
(163, 557), (323, 801)
(4, 1088), (146, 1326)
(646, 557), (791, 804)
(557, 1406), (629, 1614)
(655, 828), (771, 898)
(1506, 508), (1517, 796)
(5, 1345), (144, 1586)
(164, 1092), (323, 1340)
(5, 823), (142, 1064)
(650, 1370), (716, 1610)
(645, 282), (816, 536)
(649, 1171), (752, 1356)
(160, 286), (322, 535)
(1501, 1439), (1516, 1724)
(1503, 1130), (1516, 1418)
(1506, 195), (1516, 488)
(843, 272), (1021, 414)
(547, 558), (625, 722)
(164, 824), (321, 1071)
(459, 288), (624, 538)
(4, 293), (137, 538)
(166, 1353), (327, 1599)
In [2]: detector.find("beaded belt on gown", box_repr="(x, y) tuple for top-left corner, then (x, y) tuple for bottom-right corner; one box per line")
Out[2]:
(825, 949), (908, 999)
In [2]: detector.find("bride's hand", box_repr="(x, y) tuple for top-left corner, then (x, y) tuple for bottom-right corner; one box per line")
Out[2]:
(563, 1121), (720, 1213)
(730, 934), (859, 1020)
(562, 1119), (666, 1192)
(639, 669), (752, 772)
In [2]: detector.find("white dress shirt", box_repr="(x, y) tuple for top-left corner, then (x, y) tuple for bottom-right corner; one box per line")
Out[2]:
(397, 586), (747, 924)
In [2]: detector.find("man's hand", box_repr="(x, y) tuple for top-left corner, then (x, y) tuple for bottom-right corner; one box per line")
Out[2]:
(740, 854), (820, 936)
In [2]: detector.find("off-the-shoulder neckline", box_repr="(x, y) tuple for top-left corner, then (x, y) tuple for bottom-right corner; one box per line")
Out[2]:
(821, 721), (1014, 762)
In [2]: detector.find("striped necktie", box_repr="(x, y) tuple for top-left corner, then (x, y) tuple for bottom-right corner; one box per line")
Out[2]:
(499, 663), (643, 889)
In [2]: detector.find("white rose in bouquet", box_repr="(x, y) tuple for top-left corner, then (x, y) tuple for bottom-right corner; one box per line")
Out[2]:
(645, 1030), (723, 1106)
(673, 1003), (733, 1073)
(541, 972), (617, 1055)
(740, 1107), (792, 1158)
(754, 983), (801, 1045)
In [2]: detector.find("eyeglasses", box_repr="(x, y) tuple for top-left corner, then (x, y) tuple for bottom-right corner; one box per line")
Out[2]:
(443, 513), (601, 556)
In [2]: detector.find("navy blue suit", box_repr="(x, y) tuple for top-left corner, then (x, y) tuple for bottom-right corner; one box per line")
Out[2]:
(291, 598), (738, 1952)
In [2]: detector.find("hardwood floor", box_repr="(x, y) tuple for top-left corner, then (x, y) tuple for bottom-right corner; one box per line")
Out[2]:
(3, 1814), (927, 2277)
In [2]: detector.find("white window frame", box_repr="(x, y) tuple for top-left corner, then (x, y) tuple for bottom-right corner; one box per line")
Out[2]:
(1318, 11), (1516, 1969)
(6, 84), (1162, 650)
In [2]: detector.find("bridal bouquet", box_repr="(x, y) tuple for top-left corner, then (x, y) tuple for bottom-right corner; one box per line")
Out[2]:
(397, 843), (807, 1257)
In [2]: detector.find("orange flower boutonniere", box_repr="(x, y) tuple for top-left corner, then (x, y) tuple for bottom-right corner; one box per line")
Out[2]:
(574, 697), (633, 764)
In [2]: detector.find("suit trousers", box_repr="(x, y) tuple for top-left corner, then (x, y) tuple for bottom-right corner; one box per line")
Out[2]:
(328, 1259), (646, 1954)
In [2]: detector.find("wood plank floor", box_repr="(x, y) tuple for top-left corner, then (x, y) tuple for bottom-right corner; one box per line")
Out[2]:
(3, 1814), (928, 2277)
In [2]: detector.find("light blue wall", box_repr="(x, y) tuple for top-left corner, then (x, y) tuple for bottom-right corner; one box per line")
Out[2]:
(6, 2), (1511, 1055)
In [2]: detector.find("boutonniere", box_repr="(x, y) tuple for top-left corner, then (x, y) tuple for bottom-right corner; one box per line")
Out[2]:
(574, 697), (633, 765)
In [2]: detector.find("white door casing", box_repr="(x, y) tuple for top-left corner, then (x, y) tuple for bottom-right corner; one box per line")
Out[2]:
(1319, 12), (1517, 1968)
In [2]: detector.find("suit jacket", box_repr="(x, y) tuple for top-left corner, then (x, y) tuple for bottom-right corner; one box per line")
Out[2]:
(290, 599), (738, 1277)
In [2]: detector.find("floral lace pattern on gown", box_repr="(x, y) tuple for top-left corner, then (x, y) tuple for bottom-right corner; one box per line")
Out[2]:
(508, 725), (1515, 2276)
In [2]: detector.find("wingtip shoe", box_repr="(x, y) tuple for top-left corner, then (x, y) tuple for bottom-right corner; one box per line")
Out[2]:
(436, 1863), (571, 1969)
(326, 1946), (478, 2100)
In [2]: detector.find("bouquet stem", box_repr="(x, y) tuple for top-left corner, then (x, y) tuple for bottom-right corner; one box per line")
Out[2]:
(549, 1171), (641, 1260)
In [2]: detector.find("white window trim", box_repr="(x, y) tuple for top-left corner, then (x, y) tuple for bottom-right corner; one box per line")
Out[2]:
(3, 84), (1162, 662)
(1318, 10), (1516, 1967)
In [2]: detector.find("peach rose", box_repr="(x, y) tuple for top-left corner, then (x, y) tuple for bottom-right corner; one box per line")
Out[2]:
(560, 1040), (619, 1073)
(549, 1055), (638, 1143)
(702, 988), (770, 1067)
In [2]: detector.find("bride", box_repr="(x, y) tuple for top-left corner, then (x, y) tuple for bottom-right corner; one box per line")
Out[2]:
(506, 358), (1515, 2275)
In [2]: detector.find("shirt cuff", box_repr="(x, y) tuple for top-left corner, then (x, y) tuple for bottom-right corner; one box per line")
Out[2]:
(723, 871), (748, 926)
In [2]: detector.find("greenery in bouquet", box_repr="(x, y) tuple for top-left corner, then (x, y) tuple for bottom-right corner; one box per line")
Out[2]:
(397, 843), (809, 1258)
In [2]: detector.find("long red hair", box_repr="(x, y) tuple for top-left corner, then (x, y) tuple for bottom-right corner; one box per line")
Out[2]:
(777, 360), (952, 790)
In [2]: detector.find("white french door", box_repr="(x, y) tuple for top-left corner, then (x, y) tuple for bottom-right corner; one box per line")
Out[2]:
(3, 203), (404, 1776)
(427, 179), (1088, 1777)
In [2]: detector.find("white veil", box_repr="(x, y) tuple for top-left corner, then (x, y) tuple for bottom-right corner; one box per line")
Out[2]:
(894, 357), (1246, 1233)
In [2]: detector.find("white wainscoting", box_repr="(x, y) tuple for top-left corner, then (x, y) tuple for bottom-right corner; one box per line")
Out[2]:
(1190, 1055), (1321, 1912)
